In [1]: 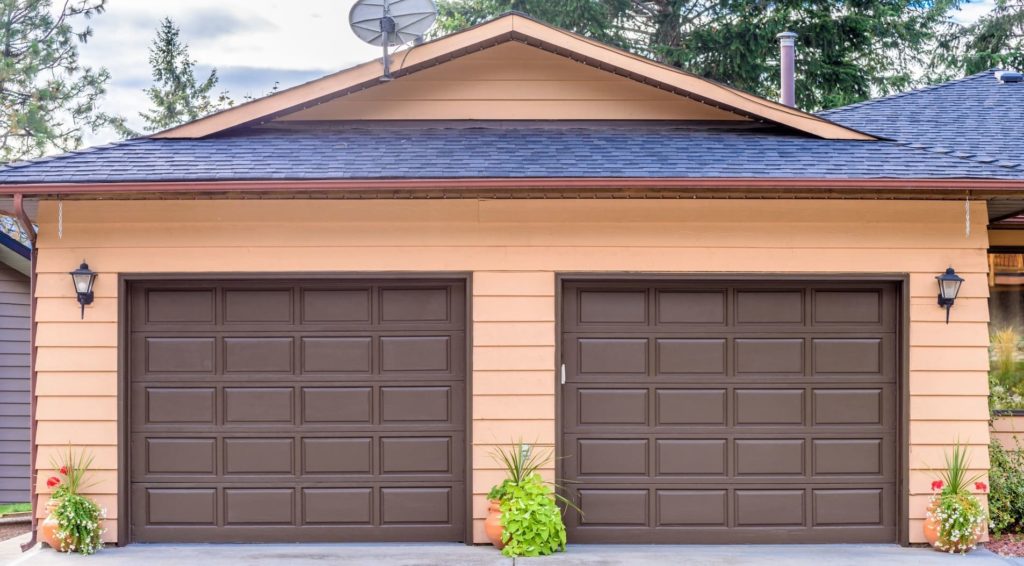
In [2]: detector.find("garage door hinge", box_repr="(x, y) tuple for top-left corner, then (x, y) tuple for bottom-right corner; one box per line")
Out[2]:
(560, 363), (566, 385)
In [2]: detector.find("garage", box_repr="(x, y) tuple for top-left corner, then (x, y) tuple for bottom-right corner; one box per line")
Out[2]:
(126, 279), (467, 543)
(560, 279), (899, 543)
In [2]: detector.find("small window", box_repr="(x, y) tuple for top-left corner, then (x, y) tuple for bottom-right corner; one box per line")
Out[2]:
(990, 253), (1024, 410)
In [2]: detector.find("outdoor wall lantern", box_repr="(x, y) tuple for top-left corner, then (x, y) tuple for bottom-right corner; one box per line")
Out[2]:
(936, 266), (964, 325)
(70, 261), (97, 319)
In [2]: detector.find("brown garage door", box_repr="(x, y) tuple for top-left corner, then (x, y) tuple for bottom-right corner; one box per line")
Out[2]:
(561, 280), (898, 543)
(128, 279), (466, 543)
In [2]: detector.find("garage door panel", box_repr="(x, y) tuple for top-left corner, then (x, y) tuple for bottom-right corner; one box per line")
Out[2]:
(735, 290), (805, 324)
(735, 489), (805, 526)
(656, 439), (727, 476)
(577, 338), (648, 375)
(380, 336), (452, 373)
(140, 336), (216, 375)
(138, 289), (216, 325)
(301, 289), (372, 324)
(380, 386), (452, 423)
(812, 489), (884, 526)
(656, 291), (726, 325)
(224, 387), (294, 424)
(573, 388), (649, 426)
(142, 438), (217, 476)
(141, 488), (217, 525)
(656, 339), (727, 374)
(302, 438), (373, 474)
(301, 337), (373, 373)
(813, 389), (883, 425)
(223, 337), (295, 374)
(224, 438), (295, 475)
(562, 280), (898, 544)
(656, 490), (727, 526)
(302, 387), (373, 424)
(129, 279), (467, 543)
(140, 387), (216, 425)
(224, 289), (294, 324)
(735, 439), (805, 476)
(302, 488), (372, 524)
(578, 489), (650, 526)
(734, 389), (805, 426)
(225, 488), (295, 525)
(656, 389), (727, 425)
(577, 439), (649, 476)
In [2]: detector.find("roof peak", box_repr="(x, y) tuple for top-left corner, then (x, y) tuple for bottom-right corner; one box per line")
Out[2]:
(149, 13), (874, 142)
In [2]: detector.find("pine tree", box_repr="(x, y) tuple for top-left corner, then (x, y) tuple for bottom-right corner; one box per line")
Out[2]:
(0, 0), (124, 161)
(937, 0), (1024, 75)
(140, 17), (232, 133)
(434, 0), (963, 111)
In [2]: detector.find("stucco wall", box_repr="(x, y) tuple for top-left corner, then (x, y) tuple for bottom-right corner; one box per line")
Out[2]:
(30, 198), (990, 544)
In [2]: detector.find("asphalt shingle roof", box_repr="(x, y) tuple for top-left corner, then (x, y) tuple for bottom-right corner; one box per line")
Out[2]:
(0, 121), (1020, 184)
(821, 69), (1024, 172)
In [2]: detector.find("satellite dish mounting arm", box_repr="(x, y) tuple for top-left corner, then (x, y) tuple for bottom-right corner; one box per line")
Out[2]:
(380, 0), (396, 80)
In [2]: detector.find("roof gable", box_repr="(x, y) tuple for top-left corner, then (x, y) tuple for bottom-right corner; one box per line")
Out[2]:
(277, 42), (747, 121)
(153, 13), (873, 140)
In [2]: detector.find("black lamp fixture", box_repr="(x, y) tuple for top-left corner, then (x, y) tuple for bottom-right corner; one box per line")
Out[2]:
(70, 261), (97, 320)
(936, 266), (964, 325)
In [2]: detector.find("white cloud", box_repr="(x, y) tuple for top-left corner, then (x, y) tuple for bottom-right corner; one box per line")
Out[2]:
(72, 0), (382, 142)
(953, 0), (996, 25)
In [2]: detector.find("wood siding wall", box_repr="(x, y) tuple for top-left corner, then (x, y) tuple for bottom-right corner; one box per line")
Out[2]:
(30, 198), (990, 544)
(278, 42), (747, 122)
(992, 415), (1024, 450)
(0, 262), (29, 504)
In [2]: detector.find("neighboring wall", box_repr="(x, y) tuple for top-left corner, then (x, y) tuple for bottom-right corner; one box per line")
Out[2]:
(992, 415), (1024, 448)
(30, 198), (991, 544)
(0, 262), (30, 503)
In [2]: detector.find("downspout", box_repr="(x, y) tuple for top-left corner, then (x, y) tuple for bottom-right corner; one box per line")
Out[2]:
(13, 194), (37, 552)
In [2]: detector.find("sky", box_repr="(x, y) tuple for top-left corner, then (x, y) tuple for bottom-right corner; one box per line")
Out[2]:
(70, 0), (996, 144)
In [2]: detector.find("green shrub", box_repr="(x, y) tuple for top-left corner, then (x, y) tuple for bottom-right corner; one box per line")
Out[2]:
(990, 439), (1024, 535)
(498, 473), (567, 557)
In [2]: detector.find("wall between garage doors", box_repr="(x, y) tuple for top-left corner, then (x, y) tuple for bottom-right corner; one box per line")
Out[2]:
(29, 198), (990, 544)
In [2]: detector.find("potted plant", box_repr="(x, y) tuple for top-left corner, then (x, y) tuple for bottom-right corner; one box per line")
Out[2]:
(924, 442), (988, 554)
(485, 441), (578, 557)
(39, 447), (105, 555)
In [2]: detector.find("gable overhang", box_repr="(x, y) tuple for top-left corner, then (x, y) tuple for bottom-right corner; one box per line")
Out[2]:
(151, 14), (875, 141)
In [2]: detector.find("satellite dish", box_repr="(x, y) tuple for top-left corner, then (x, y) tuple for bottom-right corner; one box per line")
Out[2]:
(349, 0), (438, 80)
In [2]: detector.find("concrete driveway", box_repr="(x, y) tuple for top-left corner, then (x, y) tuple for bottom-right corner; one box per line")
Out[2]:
(2, 534), (1023, 566)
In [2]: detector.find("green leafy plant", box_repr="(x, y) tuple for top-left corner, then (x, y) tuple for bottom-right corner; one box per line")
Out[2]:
(989, 438), (1024, 535)
(927, 442), (988, 553)
(488, 442), (577, 558)
(48, 447), (104, 555)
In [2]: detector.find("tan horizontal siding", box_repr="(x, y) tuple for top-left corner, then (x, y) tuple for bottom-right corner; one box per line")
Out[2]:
(31, 198), (991, 544)
(279, 42), (744, 122)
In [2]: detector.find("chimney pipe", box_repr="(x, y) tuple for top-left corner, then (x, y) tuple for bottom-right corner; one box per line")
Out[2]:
(777, 31), (797, 107)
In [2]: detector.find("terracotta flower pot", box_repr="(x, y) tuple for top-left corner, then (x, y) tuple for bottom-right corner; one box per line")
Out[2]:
(923, 499), (940, 548)
(39, 498), (69, 552)
(923, 497), (985, 553)
(484, 499), (505, 550)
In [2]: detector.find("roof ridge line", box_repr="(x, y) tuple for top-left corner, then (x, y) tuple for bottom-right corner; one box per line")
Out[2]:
(820, 69), (999, 116)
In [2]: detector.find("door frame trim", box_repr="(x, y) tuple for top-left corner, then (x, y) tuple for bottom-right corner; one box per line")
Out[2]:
(553, 272), (910, 546)
(118, 271), (474, 545)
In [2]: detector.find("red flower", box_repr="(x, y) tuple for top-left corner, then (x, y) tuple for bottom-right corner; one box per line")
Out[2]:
(976, 481), (988, 493)
(931, 480), (944, 491)
(46, 477), (60, 488)
(59, 466), (67, 476)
